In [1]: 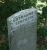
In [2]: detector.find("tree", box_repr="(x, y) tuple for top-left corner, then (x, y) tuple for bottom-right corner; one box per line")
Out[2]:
(39, 0), (47, 3)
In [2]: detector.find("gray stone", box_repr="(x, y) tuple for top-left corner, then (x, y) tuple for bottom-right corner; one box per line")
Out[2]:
(7, 8), (37, 50)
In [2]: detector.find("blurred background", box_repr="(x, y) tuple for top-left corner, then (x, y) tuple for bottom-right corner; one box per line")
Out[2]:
(0, 0), (47, 50)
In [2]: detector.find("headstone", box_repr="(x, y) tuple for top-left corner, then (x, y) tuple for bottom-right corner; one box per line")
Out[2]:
(7, 8), (37, 50)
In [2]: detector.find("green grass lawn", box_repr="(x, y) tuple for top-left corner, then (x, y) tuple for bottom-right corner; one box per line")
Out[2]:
(37, 47), (45, 50)
(0, 47), (44, 50)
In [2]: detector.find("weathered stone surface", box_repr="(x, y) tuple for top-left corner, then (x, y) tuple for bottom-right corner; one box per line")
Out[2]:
(7, 8), (37, 50)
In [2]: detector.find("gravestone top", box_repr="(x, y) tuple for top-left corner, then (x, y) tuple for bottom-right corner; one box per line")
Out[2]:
(7, 7), (36, 20)
(7, 8), (37, 31)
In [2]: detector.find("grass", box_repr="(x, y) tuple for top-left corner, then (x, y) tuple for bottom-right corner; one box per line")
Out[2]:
(37, 47), (44, 50)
